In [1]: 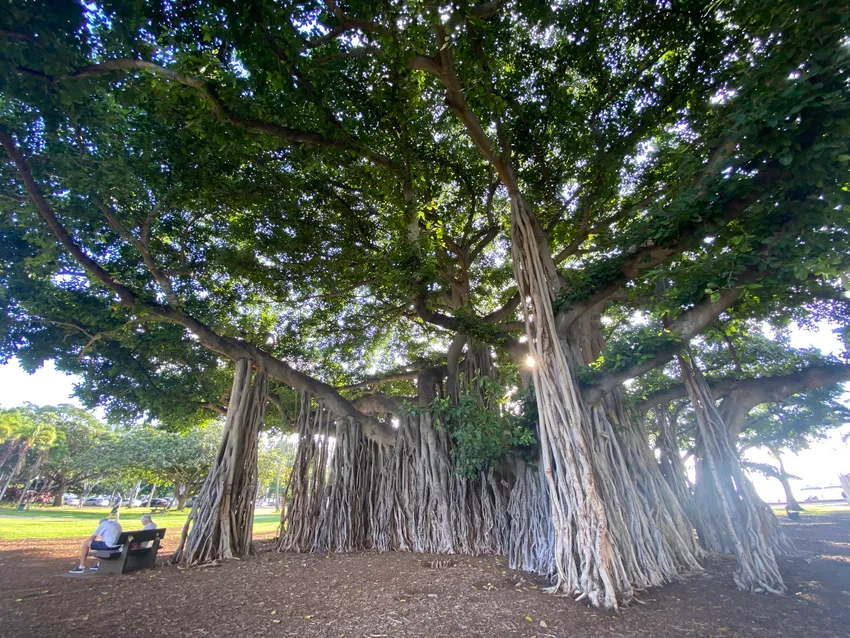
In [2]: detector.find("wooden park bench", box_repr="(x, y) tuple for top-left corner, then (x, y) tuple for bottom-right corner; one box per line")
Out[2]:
(90, 528), (167, 575)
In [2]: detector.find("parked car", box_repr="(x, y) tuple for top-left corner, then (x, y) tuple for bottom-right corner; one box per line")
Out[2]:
(63, 494), (80, 506)
(148, 497), (171, 507)
(84, 496), (110, 507)
(126, 498), (143, 507)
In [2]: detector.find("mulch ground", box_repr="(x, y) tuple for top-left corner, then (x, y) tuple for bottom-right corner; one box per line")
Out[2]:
(1, 515), (848, 637)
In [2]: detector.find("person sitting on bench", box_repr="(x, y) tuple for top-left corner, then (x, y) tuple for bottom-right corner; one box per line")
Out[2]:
(141, 514), (156, 530)
(69, 518), (122, 574)
(130, 514), (157, 549)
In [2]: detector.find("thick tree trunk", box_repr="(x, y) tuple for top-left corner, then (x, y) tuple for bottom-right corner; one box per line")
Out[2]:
(655, 406), (695, 518)
(769, 453), (803, 512)
(172, 359), (268, 564)
(176, 484), (188, 511)
(509, 194), (700, 608)
(778, 473), (802, 511)
(53, 479), (67, 507)
(681, 353), (790, 593)
(127, 479), (141, 508)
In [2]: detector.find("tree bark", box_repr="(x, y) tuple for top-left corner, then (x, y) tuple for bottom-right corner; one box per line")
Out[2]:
(127, 479), (141, 508)
(172, 359), (268, 564)
(176, 483), (188, 511)
(655, 406), (695, 518)
(509, 194), (700, 608)
(770, 452), (802, 511)
(681, 353), (790, 594)
(53, 479), (67, 507)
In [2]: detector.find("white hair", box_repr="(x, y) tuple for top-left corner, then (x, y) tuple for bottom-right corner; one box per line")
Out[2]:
(141, 514), (152, 523)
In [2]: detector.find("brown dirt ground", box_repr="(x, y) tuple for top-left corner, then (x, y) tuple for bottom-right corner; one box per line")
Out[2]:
(1, 514), (848, 638)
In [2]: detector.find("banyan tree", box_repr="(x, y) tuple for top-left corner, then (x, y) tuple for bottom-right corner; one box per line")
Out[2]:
(2, 0), (850, 609)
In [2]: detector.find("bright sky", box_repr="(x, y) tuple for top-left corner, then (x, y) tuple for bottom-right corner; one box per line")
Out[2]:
(0, 320), (847, 504)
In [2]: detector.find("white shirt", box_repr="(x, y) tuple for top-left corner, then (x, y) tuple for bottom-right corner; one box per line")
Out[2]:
(94, 520), (122, 546)
(142, 521), (156, 530)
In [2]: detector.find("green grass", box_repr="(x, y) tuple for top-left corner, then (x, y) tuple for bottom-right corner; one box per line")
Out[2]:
(0, 505), (281, 540)
(771, 502), (850, 517)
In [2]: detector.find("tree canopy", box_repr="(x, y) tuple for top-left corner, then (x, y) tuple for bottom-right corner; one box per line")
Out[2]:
(1, 0), (849, 608)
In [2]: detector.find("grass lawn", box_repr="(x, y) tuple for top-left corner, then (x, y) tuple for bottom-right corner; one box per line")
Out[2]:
(0, 505), (281, 540)
(770, 501), (850, 517)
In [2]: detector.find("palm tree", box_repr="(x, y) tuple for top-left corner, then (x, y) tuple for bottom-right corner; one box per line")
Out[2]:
(0, 411), (57, 504)
(0, 410), (26, 503)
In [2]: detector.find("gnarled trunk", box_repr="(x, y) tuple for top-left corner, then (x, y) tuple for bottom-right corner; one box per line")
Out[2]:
(655, 406), (695, 518)
(509, 194), (701, 608)
(681, 353), (790, 593)
(510, 194), (701, 607)
(172, 359), (268, 564)
(279, 380), (512, 558)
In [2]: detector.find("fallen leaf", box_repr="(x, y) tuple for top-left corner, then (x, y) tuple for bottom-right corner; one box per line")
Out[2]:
(270, 610), (276, 615)
(305, 615), (313, 620)
(525, 616), (533, 622)
(540, 620), (548, 628)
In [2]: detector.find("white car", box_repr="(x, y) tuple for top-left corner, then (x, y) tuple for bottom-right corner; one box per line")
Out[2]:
(84, 496), (111, 507)
(63, 494), (80, 506)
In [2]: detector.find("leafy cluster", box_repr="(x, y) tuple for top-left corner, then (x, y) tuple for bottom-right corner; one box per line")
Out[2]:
(428, 377), (537, 478)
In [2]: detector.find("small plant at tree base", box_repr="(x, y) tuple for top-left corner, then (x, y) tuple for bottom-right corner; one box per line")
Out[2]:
(428, 377), (537, 478)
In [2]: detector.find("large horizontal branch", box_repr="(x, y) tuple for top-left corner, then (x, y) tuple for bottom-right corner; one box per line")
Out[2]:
(720, 363), (850, 441)
(68, 59), (400, 175)
(340, 362), (449, 390)
(1, 131), (396, 446)
(557, 165), (784, 333)
(581, 286), (744, 405)
(637, 362), (850, 421)
(352, 393), (412, 419)
(413, 294), (524, 338)
(197, 401), (227, 417)
(635, 377), (743, 414)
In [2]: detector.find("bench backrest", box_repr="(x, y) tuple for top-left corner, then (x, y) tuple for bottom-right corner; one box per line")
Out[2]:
(115, 528), (167, 545)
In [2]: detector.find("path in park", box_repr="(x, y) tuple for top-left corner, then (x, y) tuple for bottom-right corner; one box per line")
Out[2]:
(0, 514), (848, 637)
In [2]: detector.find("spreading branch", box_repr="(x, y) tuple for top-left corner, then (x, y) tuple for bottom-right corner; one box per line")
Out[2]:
(69, 59), (401, 175)
(581, 286), (744, 405)
(1, 130), (396, 446)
